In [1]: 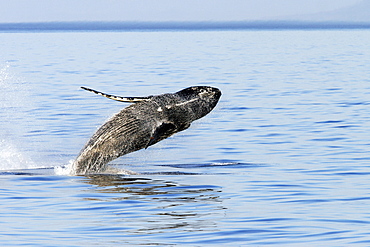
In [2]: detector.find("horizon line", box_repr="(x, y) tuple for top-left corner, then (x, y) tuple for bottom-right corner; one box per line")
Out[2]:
(1, 20), (370, 32)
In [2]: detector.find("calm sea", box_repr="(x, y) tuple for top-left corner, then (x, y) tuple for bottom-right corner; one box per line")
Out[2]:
(1, 29), (370, 246)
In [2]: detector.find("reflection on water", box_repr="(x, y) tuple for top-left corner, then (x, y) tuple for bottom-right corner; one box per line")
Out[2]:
(80, 174), (225, 236)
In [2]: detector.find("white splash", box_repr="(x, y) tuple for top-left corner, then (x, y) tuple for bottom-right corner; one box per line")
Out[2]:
(0, 139), (36, 170)
(0, 62), (37, 171)
(54, 160), (75, 175)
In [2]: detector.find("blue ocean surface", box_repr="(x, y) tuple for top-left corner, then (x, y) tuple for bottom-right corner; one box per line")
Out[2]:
(1, 30), (370, 246)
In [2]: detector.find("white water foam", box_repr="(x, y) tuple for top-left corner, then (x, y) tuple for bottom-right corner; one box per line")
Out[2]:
(54, 160), (139, 176)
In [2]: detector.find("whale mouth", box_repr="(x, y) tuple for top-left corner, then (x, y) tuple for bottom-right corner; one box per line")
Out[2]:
(210, 87), (222, 100)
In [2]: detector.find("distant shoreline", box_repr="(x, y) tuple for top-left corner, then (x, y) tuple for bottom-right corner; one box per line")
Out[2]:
(1, 21), (370, 32)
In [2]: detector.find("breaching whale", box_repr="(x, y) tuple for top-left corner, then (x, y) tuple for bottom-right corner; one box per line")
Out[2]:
(71, 86), (221, 175)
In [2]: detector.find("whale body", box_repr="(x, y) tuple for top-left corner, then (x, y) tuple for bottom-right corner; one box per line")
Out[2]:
(71, 86), (221, 175)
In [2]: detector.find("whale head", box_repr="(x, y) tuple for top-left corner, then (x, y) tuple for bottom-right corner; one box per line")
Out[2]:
(175, 86), (222, 120)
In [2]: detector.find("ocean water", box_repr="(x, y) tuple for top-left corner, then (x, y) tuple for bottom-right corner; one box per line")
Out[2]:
(1, 30), (370, 246)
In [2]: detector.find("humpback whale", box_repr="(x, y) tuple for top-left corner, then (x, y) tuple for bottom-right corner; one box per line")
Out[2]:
(71, 86), (221, 175)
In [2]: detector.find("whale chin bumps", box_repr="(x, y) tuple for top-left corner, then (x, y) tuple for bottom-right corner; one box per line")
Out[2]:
(71, 86), (221, 175)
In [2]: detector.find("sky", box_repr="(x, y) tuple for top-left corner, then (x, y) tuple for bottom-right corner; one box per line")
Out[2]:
(0, 0), (366, 23)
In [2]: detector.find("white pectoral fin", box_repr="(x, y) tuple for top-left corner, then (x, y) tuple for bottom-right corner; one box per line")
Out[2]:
(81, 87), (153, 103)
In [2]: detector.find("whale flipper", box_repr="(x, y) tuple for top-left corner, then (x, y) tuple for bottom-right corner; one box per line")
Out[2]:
(146, 122), (191, 148)
(146, 122), (177, 148)
(81, 87), (153, 103)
